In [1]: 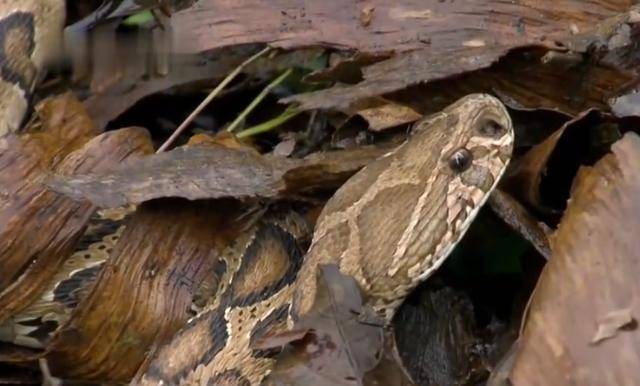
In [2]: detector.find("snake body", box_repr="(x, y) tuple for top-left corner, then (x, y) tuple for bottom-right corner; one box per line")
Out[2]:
(0, 2), (515, 385)
(0, 0), (65, 136)
(140, 94), (514, 385)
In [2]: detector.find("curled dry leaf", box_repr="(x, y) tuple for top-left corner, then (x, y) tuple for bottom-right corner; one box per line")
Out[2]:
(510, 132), (640, 386)
(47, 144), (390, 208)
(172, 0), (632, 110)
(169, 1), (636, 114)
(280, 3), (635, 112)
(264, 265), (413, 386)
(283, 45), (514, 112)
(47, 145), (299, 207)
(0, 93), (152, 326)
(504, 110), (640, 213)
(44, 199), (252, 382)
(380, 46), (637, 119)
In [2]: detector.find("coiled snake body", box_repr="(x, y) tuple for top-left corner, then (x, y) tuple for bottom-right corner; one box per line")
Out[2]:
(0, 2), (515, 385)
(0, 0), (64, 136)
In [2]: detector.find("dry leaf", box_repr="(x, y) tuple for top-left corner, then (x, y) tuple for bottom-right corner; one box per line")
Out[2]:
(84, 49), (258, 130)
(0, 92), (152, 326)
(510, 132), (640, 386)
(265, 265), (414, 386)
(504, 110), (640, 212)
(590, 308), (636, 344)
(45, 200), (250, 382)
(47, 144), (390, 207)
(171, 1), (628, 56)
(352, 99), (422, 132)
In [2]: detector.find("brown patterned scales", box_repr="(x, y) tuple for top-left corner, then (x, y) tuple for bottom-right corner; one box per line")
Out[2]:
(0, 0), (65, 136)
(138, 93), (514, 385)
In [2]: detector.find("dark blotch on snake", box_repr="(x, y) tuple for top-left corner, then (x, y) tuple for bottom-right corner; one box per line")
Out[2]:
(0, 12), (36, 92)
(227, 223), (304, 308)
(53, 264), (103, 308)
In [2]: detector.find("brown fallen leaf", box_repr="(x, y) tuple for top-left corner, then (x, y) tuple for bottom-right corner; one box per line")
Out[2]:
(44, 199), (252, 382)
(47, 144), (390, 208)
(504, 110), (640, 214)
(509, 132), (640, 386)
(171, 1), (629, 56)
(350, 98), (422, 132)
(382, 47), (636, 119)
(283, 45), (515, 112)
(0, 94), (96, 292)
(264, 265), (413, 386)
(0, 92), (152, 326)
(590, 308), (636, 344)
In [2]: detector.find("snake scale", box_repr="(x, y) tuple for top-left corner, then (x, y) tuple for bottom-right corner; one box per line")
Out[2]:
(0, 1), (515, 385)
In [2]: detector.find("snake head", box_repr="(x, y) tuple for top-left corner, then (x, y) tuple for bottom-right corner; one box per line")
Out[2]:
(294, 94), (514, 321)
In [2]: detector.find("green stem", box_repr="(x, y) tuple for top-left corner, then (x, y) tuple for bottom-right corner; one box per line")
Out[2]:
(236, 108), (302, 139)
(227, 68), (293, 133)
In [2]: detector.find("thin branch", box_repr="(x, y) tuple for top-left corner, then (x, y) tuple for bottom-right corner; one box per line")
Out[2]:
(156, 46), (271, 153)
(227, 68), (293, 133)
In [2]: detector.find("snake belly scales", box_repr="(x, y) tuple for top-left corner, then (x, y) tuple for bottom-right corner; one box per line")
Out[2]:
(0, 2), (515, 385)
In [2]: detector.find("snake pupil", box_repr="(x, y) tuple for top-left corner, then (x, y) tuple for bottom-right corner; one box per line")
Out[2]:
(448, 148), (473, 173)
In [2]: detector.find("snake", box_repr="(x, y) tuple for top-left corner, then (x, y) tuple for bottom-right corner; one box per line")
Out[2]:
(137, 94), (514, 385)
(0, 1), (515, 385)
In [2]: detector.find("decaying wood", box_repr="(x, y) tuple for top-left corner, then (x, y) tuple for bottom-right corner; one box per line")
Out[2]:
(510, 132), (640, 386)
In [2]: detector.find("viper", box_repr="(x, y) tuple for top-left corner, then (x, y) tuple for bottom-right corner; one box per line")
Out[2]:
(0, 1), (515, 385)
(137, 94), (514, 385)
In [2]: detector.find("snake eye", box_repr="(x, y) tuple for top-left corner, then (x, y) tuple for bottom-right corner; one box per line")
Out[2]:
(448, 148), (473, 173)
(478, 119), (505, 137)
